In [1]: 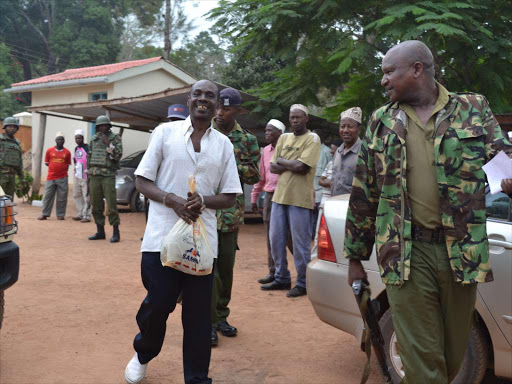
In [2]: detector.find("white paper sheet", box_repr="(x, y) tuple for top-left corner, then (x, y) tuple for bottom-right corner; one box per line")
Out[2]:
(482, 150), (512, 194)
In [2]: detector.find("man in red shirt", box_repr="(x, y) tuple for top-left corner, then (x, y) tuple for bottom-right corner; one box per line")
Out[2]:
(38, 132), (72, 220)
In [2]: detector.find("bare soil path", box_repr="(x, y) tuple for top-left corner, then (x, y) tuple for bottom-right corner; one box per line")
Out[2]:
(0, 198), (509, 384)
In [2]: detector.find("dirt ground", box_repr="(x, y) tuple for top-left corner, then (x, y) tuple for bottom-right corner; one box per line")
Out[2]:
(0, 197), (510, 384)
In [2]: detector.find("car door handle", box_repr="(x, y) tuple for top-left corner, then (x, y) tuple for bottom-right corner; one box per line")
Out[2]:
(488, 239), (512, 249)
(503, 315), (512, 325)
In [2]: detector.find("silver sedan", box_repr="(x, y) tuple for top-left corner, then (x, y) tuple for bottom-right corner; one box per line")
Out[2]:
(307, 192), (512, 384)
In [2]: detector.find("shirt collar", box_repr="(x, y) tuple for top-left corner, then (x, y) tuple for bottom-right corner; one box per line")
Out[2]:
(338, 137), (362, 154)
(184, 116), (212, 136)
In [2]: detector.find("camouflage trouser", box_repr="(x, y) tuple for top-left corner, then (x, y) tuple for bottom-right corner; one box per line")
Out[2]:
(0, 173), (16, 198)
(89, 175), (120, 226)
(211, 230), (238, 324)
(386, 241), (477, 384)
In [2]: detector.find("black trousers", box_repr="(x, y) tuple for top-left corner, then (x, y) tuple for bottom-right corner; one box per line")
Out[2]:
(133, 252), (214, 384)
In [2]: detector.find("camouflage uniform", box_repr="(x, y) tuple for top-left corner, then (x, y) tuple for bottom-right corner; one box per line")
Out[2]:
(0, 133), (24, 198)
(88, 131), (123, 226)
(344, 90), (512, 383)
(212, 119), (260, 325)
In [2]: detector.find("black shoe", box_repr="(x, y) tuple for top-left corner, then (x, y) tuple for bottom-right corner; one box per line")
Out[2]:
(88, 225), (106, 240)
(211, 326), (218, 346)
(110, 225), (120, 243)
(261, 281), (291, 291)
(257, 274), (275, 284)
(287, 285), (307, 298)
(217, 320), (237, 337)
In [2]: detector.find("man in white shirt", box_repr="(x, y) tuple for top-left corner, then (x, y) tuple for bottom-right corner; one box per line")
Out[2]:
(125, 80), (242, 384)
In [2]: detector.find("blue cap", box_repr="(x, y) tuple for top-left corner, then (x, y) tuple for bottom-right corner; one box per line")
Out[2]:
(167, 104), (189, 120)
(219, 88), (242, 107)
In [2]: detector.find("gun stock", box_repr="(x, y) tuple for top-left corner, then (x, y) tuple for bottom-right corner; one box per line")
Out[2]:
(352, 279), (392, 383)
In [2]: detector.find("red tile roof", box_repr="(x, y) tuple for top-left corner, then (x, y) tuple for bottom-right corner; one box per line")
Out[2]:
(12, 57), (162, 87)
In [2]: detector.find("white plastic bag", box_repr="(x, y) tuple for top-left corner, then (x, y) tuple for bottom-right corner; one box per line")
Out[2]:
(160, 176), (214, 276)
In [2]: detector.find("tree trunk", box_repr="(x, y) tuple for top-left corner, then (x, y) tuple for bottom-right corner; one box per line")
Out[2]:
(163, 0), (171, 59)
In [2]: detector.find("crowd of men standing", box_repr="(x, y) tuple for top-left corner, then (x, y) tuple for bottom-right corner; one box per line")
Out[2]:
(4, 38), (512, 384)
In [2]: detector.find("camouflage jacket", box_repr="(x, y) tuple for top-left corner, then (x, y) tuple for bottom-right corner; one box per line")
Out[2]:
(214, 119), (260, 232)
(344, 92), (512, 285)
(87, 131), (123, 177)
(0, 133), (23, 177)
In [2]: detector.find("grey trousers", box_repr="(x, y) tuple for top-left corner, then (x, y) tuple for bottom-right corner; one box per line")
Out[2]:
(269, 202), (312, 288)
(42, 177), (68, 217)
(263, 192), (293, 274)
(73, 176), (91, 219)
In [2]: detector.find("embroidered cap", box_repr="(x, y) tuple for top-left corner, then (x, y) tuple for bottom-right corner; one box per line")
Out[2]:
(340, 107), (362, 124)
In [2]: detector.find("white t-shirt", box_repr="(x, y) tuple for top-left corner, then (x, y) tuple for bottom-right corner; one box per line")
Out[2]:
(135, 117), (242, 256)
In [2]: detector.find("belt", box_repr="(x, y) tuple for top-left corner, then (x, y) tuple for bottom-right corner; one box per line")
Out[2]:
(411, 224), (445, 243)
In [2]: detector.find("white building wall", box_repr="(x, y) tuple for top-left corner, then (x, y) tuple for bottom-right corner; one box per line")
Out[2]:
(112, 70), (187, 98)
(31, 82), (154, 184)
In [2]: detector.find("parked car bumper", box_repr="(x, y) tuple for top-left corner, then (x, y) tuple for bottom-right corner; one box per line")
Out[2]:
(307, 258), (381, 345)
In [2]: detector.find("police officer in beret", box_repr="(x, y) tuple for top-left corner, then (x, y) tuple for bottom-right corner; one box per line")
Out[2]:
(211, 88), (260, 346)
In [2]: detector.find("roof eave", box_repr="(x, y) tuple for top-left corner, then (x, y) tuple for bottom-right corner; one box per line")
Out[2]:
(3, 76), (110, 94)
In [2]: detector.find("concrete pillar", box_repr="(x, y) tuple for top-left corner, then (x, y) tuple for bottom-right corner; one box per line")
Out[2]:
(32, 113), (46, 197)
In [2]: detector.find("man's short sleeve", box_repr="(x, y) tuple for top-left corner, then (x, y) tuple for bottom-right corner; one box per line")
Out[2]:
(44, 148), (50, 163)
(134, 126), (164, 182)
(218, 141), (243, 195)
(271, 135), (285, 163)
(298, 134), (321, 168)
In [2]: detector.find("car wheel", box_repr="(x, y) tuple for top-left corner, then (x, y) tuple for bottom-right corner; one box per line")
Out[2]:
(379, 309), (489, 384)
(129, 190), (145, 212)
(0, 290), (4, 330)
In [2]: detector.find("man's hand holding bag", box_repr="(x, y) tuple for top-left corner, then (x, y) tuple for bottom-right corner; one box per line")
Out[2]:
(161, 175), (214, 275)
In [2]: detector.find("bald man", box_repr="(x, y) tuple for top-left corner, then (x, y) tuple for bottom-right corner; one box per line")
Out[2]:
(344, 40), (512, 383)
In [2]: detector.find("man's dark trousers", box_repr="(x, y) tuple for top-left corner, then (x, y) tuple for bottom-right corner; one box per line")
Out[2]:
(133, 252), (213, 384)
(211, 230), (238, 324)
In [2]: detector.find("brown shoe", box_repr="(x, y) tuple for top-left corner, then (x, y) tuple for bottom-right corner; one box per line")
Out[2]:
(80, 218), (91, 223)
(57, 216), (65, 220)
(37, 215), (48, 220)
(72, 216), (82, 221)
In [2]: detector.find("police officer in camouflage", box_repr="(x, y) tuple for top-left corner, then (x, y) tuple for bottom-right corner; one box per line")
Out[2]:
(211, 88), (260, 346)
(87, 115), (123, 243)
(345, 41), (512, 384)
(0, 117), (26, 198)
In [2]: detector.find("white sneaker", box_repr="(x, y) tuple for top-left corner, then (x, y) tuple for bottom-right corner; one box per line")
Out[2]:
(125, 353), (147, 384)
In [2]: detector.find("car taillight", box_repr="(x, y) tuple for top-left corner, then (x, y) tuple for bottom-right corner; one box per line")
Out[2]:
(0, 194), (17, 237)
(317, 215), (337, 262)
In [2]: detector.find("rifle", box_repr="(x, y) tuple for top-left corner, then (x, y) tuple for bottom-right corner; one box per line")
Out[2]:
(352, 279), (392, 384)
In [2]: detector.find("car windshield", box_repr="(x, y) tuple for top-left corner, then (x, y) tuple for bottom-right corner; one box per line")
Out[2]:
(120, 150), (145, 168)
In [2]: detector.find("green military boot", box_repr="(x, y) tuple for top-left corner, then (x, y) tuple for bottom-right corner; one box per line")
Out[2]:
(89, 225), (106, 240)
(110, 225), (120, 243)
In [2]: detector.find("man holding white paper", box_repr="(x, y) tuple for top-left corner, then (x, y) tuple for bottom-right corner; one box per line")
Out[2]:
(124, 80), (242, 384)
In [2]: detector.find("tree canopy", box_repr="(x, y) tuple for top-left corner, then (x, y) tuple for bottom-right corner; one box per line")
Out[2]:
(209, 0), (512, 123)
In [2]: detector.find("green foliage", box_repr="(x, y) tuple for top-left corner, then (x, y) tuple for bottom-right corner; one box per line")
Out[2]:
(209, 0), (512, 124)
(0, 44), (25, 117)
(171, 32), (227, 82)
(15, 171), (33, 201)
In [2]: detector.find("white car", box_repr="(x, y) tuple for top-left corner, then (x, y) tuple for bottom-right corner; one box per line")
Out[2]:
(307, 192), (512, 384)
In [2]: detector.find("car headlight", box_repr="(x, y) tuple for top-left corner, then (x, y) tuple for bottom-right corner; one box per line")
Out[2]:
(0, 192), (18, 239)
(116, 175), (134, 186)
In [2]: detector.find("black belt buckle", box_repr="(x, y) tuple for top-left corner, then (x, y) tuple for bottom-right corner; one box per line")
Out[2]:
(412, 225), (444, 243)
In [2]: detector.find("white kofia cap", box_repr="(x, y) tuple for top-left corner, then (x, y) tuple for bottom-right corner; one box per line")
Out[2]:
(74, 129), (85, 137)
(267, 119), (285, 133)
(290, 104), (308, 116)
